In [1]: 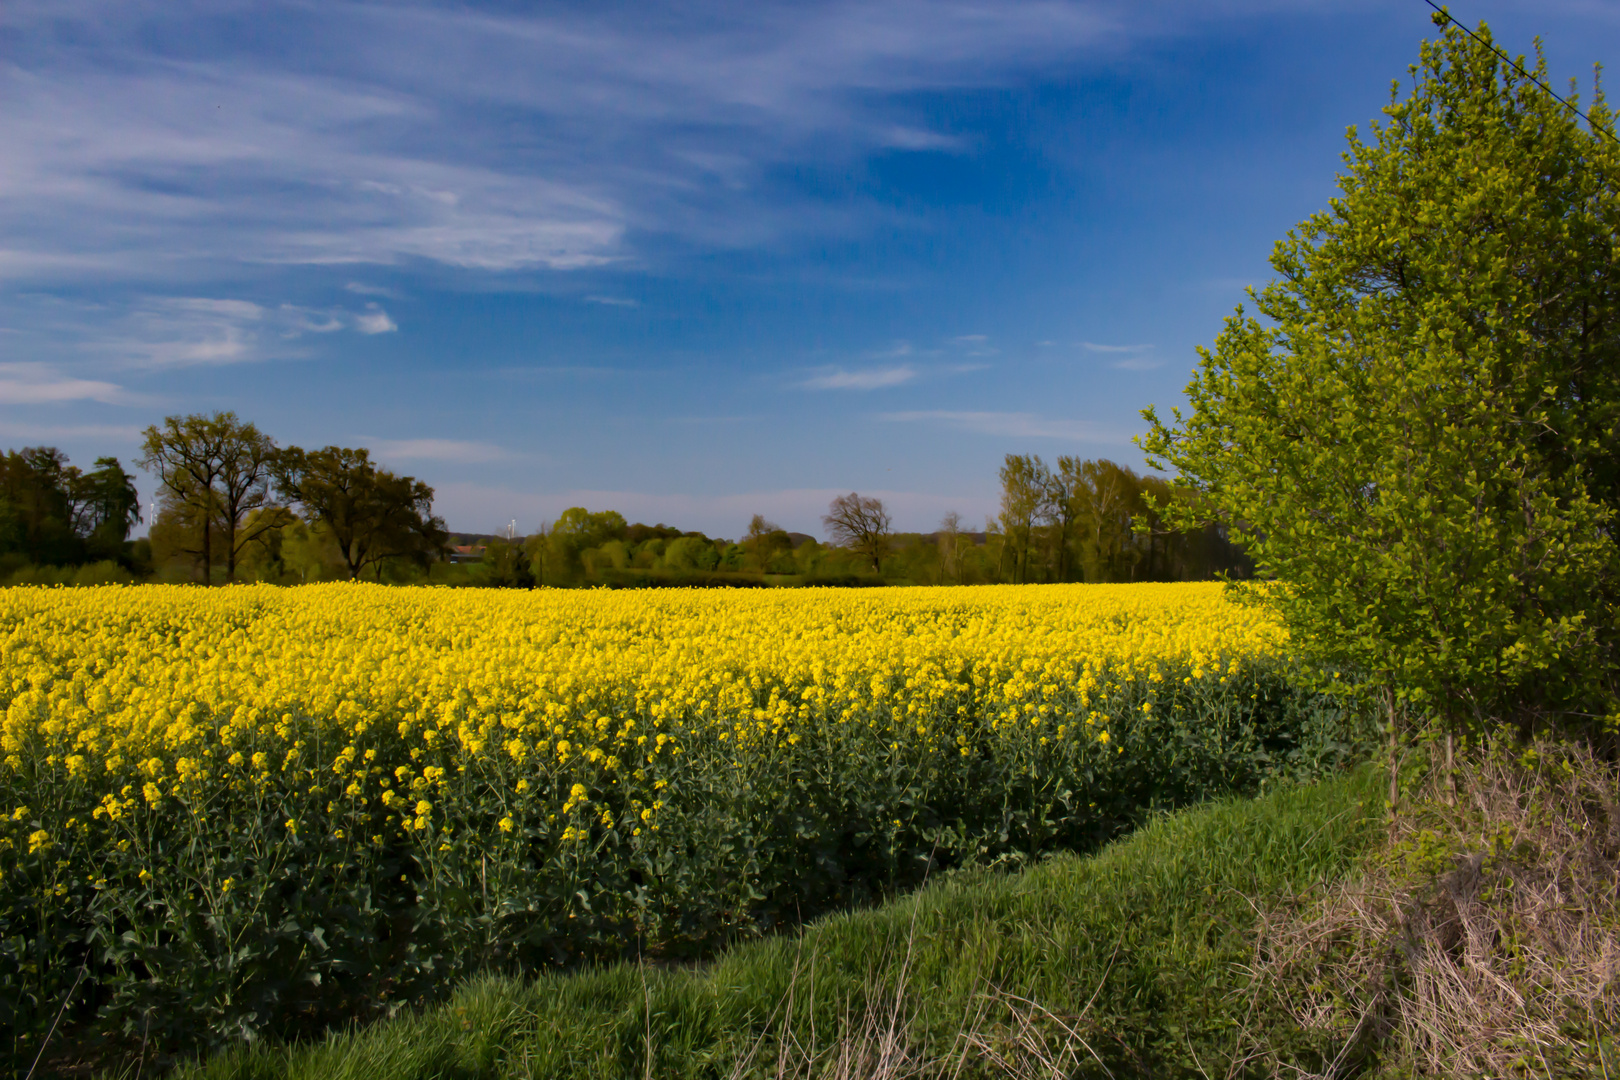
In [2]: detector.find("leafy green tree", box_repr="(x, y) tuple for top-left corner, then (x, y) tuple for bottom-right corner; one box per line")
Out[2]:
(549, 508), (627, 554)
(584, 539), (631, 574)
(481, 536), (535, 588)
(279, 519), (347, 583)
(0, 449), (142, 570)
(1040, 461), (1081, 581)
(0, 448), (80, 565)
(997, 456), (1047, 583)
(139, 412), (285, 582)
(71, 457), (142, 558)
(625, 522), (683, 546)
(742, 514), (793, 571)
(1073, 458), (1143, 584)
(1140, 19), (1620, 733)
(663, 534), (719, 572)
(527, 508), (627, 584)
(147, 489), (220, 580)
(275, 446), (448, 580)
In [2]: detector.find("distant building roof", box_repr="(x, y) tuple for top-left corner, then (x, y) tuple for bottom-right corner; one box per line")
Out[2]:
(447, 543), (487, 564)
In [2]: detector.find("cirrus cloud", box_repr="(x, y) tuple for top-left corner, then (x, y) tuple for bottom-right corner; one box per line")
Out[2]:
(878, 409), (1123, 441)
(365, 437), (511, 464)
(797, 365), (918, 390)
(0, 362), (135, 405)
(0, 0), (1151, 287)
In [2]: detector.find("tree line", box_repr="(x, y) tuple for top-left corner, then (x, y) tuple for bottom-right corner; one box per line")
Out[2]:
(470, 471), (1245, 590)
(0, 449), (141, 578)
(0, 412), (449, 585)
(0, 411), (1246, 587)
(990, 454), (1247, 583)
(139, 412), (448, 584)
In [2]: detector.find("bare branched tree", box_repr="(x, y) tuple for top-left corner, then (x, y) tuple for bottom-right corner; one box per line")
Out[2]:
(822, 492), (891, 572)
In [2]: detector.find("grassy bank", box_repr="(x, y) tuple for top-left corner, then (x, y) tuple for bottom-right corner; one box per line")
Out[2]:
(174, 766), (1384, 1080)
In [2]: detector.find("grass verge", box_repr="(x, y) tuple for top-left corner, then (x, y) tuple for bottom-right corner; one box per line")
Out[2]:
(1247, 736), (1620, 1078)
(168, 766), (1384, 1080)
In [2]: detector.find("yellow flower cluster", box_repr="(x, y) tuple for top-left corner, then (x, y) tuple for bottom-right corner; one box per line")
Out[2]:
(0, 582), (1282, 826)
(3, 581), (1332, 1048)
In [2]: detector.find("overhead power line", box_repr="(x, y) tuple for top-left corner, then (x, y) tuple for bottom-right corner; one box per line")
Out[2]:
(1421, 0), (1618, 144)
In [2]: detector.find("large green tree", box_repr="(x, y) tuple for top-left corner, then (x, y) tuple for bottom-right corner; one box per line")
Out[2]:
(71, 457), (142, 558)
(1140, 19), (1620, 733)
(139, 412), (284, 582)
(996, 456), (1047, 584)
(0, 449), (140, 566)
(274, 446), (448, 580)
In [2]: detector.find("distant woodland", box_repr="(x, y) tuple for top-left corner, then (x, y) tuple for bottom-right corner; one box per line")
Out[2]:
(0, 412), (1248, 587)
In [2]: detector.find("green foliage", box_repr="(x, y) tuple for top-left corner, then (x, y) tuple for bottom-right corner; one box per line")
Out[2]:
(0, 449), (141, 571)
(524, 508), (630, 585)
(275, 446), (448, 580)
(595, 568), (769, 588)
(140, 412), (283, 583)
(996, 455), (1251, 585)
(1, 560), (137, 587)
(480, 538), (535, 588)
(178, 768), (1384, 1080)
(661, 535), (719, 572)
(1140, 22), (1620, 732)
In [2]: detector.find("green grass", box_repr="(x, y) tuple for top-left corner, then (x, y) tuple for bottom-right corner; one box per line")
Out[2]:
(173, 766), (1382, 1080)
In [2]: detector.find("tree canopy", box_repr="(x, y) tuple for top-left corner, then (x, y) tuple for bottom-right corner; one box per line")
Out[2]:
(0, 449), (140, 568)
(1140, 19), (1620, 733)
(275, 446), (448, 580)
(139, 411), (284, 582)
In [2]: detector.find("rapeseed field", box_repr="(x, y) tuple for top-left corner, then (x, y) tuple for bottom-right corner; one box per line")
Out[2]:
(0, 582), (1360, 1059)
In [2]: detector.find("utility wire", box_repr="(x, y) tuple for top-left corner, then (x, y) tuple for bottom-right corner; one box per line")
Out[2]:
(1422, 0), (1619, 144)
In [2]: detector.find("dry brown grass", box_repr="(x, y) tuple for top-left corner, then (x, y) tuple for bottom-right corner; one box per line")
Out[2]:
(719, 939), (1125, 1080)
(1244, 736), (1620, 1079)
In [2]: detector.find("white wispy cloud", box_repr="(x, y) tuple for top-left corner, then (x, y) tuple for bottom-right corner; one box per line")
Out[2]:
(878, 409), (1118, 440)
(345, 281), (401, 298)
(1078, 341), (1161, 370)
(1109, 354), (1161, 371)
(366, 437), (510, 464)
(879, 126), (965, 151)
(1080, 341), (1152, 353)
(585, 295), (640, 307)
(8, 296), (403, 369)
(354, 306), (398, 334)
(0, 420), (145, 442)
(0, 362), (135, 405)
(108, 306), (263, 367)
(798, 365), (918, 390)
(0, 0), (1160, 287)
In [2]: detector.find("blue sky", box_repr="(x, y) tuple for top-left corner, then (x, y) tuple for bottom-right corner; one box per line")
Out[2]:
(4, 1), (1616, 539)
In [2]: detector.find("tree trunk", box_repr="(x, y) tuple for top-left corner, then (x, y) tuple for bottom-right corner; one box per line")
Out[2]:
(1386, 687), (1403, 843)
